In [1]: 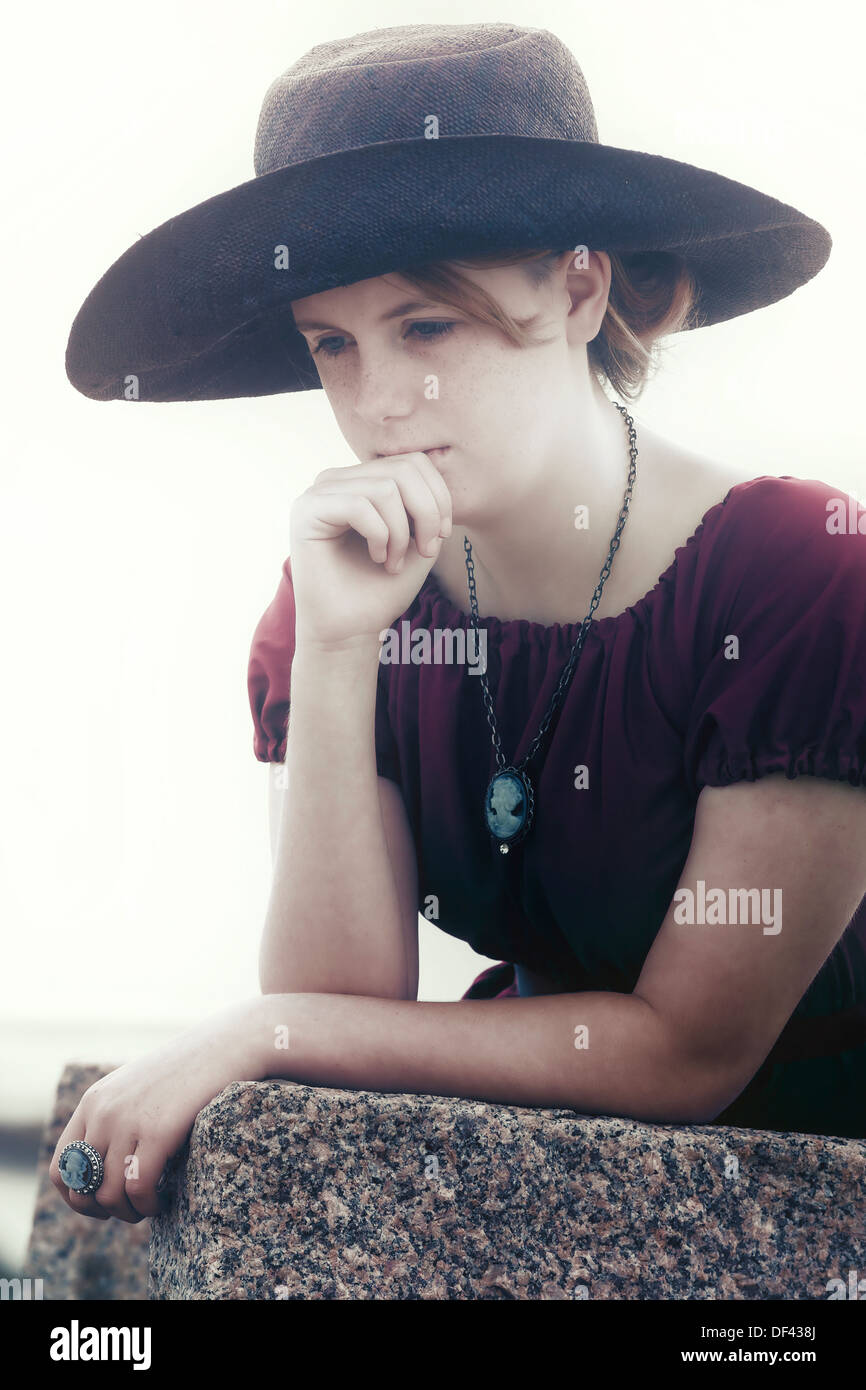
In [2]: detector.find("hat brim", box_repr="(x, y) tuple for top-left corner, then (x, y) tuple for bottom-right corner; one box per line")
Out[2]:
(65, 134), (831, 403)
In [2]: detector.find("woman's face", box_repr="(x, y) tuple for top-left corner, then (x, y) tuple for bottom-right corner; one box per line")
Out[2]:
(290, 253), (610, 523)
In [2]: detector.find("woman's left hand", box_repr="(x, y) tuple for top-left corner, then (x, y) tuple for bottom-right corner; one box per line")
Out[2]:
(49, 997), (267, 1223)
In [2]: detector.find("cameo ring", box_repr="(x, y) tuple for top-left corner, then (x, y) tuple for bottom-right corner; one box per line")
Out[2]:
(58, 1140), (105, 1196)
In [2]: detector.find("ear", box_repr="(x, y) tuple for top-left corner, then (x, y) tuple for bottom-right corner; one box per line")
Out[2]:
(564, 248), (611, 343)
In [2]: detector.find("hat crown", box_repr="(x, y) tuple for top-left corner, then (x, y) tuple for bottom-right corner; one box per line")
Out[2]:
(253, 22), (599, 176)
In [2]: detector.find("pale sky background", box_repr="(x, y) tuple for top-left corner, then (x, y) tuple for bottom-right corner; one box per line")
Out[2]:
(1, 0), (864, 1090)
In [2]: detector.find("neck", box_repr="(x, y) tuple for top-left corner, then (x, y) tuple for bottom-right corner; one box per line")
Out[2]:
(448, 378), (639, 623)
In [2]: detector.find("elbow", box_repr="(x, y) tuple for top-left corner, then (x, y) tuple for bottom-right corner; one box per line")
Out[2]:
(623, 1006), (749, 1126)
(670, 1096), (727, 1126)
(669, 1064), (755, 1127)
(634, 1092), (727, 1128)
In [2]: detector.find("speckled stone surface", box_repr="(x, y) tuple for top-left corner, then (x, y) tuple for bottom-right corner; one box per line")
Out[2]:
(149, 1079), (866, 1300)
(25, 1064), (150, 1301)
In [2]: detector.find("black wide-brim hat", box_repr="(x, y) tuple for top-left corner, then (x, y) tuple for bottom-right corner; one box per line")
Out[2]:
(65, 22), (832, 404)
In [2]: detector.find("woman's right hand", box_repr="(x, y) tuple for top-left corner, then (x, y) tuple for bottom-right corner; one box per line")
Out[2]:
(288, 451), (454, 648)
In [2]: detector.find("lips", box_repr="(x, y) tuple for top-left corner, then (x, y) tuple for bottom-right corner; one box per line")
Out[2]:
(376, 445), (450, 457)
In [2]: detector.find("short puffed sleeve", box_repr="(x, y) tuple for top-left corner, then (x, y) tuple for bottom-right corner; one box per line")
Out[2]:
(246, 555), (402, 783)
(684, 476), (866, 794)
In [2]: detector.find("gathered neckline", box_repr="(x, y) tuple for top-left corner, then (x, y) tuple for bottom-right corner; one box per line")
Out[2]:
(415, 476), (770, 638)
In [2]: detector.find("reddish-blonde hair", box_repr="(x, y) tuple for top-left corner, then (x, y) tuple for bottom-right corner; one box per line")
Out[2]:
(393, 247), (701, 400)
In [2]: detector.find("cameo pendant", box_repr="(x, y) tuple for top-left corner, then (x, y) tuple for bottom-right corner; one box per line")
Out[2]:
(484, 766), (535, 854)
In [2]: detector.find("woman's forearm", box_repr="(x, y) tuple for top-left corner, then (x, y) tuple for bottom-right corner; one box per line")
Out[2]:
(259, 638), (412, 999)
(245, 989), (746, 1124)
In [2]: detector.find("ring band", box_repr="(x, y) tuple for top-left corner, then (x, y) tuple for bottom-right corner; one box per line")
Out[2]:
(58, 1140), (104, 1196)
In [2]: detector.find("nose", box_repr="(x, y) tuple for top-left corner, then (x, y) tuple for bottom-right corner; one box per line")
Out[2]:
(351, 344), (423, 426)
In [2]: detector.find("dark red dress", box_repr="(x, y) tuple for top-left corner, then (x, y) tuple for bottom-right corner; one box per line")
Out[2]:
(247, 475), (866, 1137)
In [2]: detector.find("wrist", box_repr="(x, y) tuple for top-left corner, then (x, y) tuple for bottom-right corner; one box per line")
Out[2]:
(241, 992), (301, 1082)
(294, 629), (382, 658)
(291, 636), (382, 694)
(215, 995), (280, 1083)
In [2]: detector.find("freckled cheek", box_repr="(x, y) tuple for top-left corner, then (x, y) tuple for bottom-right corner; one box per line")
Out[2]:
(465, 367), (540, 432)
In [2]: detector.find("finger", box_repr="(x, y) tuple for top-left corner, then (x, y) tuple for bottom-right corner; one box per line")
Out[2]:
(359, 451), (454, 537)
(335, 476), (414, 571)
(312, 456), (452, 551)
(66, 1189), (111, 1220)
(315, 467), (439, 568)
(310, 480), (413, 571)
(408, 452), (454, 537)
(317, 451), (453, 533)
(123, 1139), (172, 1220)
(301, 490), (393, 567)
(85, 1138), (149, 1224)
(363, 456), (449, 559)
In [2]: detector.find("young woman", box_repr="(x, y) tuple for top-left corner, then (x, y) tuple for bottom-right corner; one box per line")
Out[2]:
(56, 23), (866, 1226)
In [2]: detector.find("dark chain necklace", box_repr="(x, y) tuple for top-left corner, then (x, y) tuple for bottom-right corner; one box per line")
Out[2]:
(463, 399), (638, 855)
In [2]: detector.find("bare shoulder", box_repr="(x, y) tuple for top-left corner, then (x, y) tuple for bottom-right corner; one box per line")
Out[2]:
(604, 426), (758, 616)
(638, 426), (756, 538)
(643, 426), (754, 501)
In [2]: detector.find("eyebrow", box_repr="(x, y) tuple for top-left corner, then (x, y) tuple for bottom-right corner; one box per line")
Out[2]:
(292, 300), (446, 332)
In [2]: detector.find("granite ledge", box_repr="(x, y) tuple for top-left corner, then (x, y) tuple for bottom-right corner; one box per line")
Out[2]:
(147, 1077), (866, 1300)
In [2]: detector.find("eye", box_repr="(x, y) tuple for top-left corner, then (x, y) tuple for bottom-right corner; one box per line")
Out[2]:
(311, 320), (456, 358)
(408, 320), (455, 343)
